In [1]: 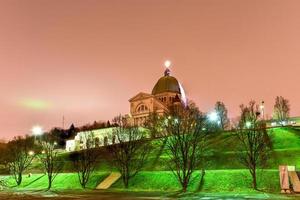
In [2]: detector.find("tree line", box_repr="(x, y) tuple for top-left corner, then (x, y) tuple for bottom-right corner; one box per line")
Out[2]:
(0, 95), (291, 191)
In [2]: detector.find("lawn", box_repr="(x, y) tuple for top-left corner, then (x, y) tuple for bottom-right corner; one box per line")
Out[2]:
(1, 170), (280, 193)
(0, 127), (299, 194)
(1, 172), (108, 191)
(111, 170), (280, 193)
(3, 127), (299, 174)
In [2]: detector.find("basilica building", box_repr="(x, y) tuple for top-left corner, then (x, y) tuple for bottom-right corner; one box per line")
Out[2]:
(129, 61), (186, 125)
(66, 61), (186, 152)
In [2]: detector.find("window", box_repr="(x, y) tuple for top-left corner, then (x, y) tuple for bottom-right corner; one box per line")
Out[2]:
(104, 136), (108, 146)
(95, 138), (100, 147)
(112, 135), (116, 144)
(136, 104), (149, 113)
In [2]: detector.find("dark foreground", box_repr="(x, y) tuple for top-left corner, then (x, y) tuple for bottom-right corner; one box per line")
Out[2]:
(0, 190), (298, 200)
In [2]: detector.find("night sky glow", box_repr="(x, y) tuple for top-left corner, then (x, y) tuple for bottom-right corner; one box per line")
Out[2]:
(1, 0), (300, 139)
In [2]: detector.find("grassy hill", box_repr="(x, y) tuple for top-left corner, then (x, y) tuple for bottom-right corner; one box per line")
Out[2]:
(1, 127), (299, 193)
(105, 127), (300, 171)
(2, 172), (108, 190)
(1, 170), (279, 193)
(20, 127), (300, 173)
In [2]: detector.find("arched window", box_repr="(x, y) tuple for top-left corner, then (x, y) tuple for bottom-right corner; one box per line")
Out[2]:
(104, 136), (108, 146)
(95, 138), (100, 147)
(112, 135), (116, 144)
(136, 104), (149, 113)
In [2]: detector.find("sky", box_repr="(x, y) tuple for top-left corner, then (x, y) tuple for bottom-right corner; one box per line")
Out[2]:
(1, 0), (300, 140)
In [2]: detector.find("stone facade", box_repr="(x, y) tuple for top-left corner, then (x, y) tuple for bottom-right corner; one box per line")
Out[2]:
(129, 67), (185, 125)
(65, 65), (186, 152)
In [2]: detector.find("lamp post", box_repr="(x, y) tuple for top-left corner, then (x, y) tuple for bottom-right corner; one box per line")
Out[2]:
(260, 101), (265, 120)
(246, 121), (252, 129)
(32, 125), (43, 143)
(208, 111), (219, 123)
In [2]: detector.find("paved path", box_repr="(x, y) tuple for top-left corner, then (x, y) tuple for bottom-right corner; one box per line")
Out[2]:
(0, 190), (298, 200)
(96, 172), (121, 189)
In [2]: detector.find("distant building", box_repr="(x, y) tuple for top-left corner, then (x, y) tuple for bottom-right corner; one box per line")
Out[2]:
(66, 127), (114, 152)
(66, 62), (186, 152)
(129, 63), (186, 125)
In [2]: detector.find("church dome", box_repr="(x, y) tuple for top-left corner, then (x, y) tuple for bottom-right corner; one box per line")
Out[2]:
(151, 69), (181, 95)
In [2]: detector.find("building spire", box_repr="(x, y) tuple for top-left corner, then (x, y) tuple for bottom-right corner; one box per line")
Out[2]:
(164, 60), (171, 76)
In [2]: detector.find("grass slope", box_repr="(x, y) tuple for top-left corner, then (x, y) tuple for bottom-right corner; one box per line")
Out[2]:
(18, 127), (300, 173)
(2, 172), (108, 191)
(0, 127), (299, 193)
(1, 170), (279, 193)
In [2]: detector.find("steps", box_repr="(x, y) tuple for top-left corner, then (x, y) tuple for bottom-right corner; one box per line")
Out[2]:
(96, 172), (121, 190)
(289, 171), (300, 193)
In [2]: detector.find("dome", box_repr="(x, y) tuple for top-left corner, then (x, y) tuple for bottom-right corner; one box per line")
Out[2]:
(152, 75), (181, 95)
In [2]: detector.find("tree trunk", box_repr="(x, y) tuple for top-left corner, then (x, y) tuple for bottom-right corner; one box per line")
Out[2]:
(122, 166), (130, 188)
(198, 168), (205, 191)
(81, 173), (86, 189)
(82, 176), (87, 189)
(122, 174), (129, 188)
(182, 177), (189, 192)
(47, 175), (52, 190)
(251, 169), (257, 190)
(182, 181), (188, 192)
(17, 173), (22, 186)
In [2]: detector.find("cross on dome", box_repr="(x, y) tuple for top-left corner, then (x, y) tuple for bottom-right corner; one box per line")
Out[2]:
(164, 60), (171, 76)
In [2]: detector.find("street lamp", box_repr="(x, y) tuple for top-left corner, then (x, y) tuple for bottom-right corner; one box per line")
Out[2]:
(246, 121), (251, 128)
(32, 126), (43, 136)
(260, 101), (265, 119)
(32, 125), (43, 143)
(208, 111), (218, 122)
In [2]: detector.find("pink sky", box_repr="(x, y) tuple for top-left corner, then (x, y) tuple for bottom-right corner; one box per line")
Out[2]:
(1, 0), (300, 140)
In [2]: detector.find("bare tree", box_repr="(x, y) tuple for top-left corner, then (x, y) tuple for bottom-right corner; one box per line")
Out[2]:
(5, 136), (36, 185)
(273, 96), (290, 124)
(162, 102), (207, 192)
(69, 131), (99, 189)
(39, 135), (64, 190)
(215, 101), (229, 130)
(145, 111), (165, 138)
(236, 101), (272, 190)
(106, 115), (151, 188)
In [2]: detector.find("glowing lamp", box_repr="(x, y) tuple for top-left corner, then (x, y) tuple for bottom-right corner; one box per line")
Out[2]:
(208, 111), (218, 122)
(32, 126), (43, 136)
(246, 121), (251, 128)
(164, 60), (171, 68)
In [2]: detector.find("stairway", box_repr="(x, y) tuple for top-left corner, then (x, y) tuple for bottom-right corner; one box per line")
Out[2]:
(96, 172), (121, 190)
(288, 171), (300, 193)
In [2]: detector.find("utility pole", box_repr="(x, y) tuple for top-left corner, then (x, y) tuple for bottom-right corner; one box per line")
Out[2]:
(62, 115), (65, 129)
(260, 101), (265, 120)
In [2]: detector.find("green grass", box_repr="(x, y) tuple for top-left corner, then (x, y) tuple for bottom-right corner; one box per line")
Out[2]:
(271, 128), (300, 149)
(129, 127), (300, 171)
(2, 172), (108, 190)
(10, 127), (300, 173)
(1, 170), (279, 193)
(109, 170), (280, 193)
(0, 127), (299, 193)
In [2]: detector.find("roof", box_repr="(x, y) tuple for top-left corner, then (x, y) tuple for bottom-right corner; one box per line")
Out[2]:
(151, 75), (181, 95)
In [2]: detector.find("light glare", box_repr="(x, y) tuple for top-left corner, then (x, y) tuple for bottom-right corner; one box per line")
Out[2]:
(164, 60), (171, 68)
(208, 111), (218, 122)
(246, 121), (251, 128)
(32, 126), (43, 136)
